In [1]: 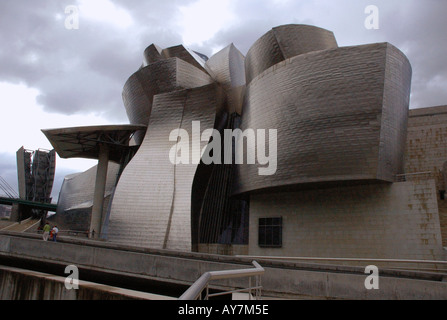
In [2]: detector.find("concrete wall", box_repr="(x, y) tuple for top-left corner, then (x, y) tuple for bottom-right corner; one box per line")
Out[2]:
(0, 265), (173, 300)
(406, 106), (447, 246)
(248, 179), (444, 261)
(0, 233), (446, 300)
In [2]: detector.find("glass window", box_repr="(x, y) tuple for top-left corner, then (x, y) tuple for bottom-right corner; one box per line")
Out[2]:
(258, 217), (282, 248)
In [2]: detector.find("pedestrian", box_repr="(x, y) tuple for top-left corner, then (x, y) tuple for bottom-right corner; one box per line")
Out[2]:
(52, 225), (59, 242)
(42, 222), (51, 241)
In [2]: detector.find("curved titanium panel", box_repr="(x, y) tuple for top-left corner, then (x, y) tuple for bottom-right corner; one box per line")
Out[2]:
(123, 58), (213, 143)
(142, 44), (163, 66)
(161, 44), (210, 74)
(245, 24), (338, 84)
(206, 44), (246, 88)
(107, 84), (224, 251)
(206, 44), (246, 114)
(233, 43), (412, 195)
(51, 163), (120, 231)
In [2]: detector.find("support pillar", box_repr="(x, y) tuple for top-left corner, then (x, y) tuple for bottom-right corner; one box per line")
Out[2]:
(89, 144), (109, 239)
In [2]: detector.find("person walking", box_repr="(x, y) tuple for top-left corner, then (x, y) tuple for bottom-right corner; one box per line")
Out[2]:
(42, 222), (51, 241)
(52, 225), (59, 242)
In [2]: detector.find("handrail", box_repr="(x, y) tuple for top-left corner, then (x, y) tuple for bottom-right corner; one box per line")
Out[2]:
(236, 255), (447, 265)
(235, 255), (447, 274)
(395, 172), (433, 182)
(179, 261), (264, 300)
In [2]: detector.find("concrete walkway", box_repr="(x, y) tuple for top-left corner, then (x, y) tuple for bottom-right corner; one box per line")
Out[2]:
(1, 232), (446, 300)
(1, 218), (40, 232)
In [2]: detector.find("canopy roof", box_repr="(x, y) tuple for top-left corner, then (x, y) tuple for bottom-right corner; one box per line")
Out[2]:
(42, 124), (146, 163)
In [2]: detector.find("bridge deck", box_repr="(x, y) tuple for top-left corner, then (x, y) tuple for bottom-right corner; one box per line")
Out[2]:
(0, 197), (57, 212)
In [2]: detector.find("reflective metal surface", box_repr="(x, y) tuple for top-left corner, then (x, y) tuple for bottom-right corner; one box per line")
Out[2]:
(51, 163), (120, 231)
(123, 57), (213, 144)
(108, 84), (224, 250)
(205, 44), (246, 115)
(234, 42), (412, 195)
(244, 24), (338, 84)
(49, 24), (413, 253)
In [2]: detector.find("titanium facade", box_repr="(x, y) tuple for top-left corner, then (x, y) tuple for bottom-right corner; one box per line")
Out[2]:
(107, 43), (248, 250)
(244, 24), (338, 84)
(107, 84), (224, 250)
(123, 58), (214, 144)
(51, 163), (120, 232)
(234, 42), (412, 195)
(205, 43), (246, 114)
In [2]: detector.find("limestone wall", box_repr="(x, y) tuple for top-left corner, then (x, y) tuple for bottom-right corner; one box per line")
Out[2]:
(406, 106), (447, 246)
(249, 179), (444, 260)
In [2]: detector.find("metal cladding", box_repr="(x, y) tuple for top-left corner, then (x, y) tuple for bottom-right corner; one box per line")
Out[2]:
(244, 24), (338, 85)
(205, 44), (246, 115)
(51, 163), (120, 231)
(107, 84), (224, 250)
(234, 41), (412, 195)
(142, 44), (164, 66)
(42, 125), (146, 163)
(123, 56), (213, 144)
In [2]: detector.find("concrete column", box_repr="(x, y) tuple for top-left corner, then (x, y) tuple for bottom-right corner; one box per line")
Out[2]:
(89, 144), (109, 239)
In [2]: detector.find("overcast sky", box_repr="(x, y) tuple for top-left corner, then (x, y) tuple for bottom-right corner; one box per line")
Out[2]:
(0, 0), (446, 201)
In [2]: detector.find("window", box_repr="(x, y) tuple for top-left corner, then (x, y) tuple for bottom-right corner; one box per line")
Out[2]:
(258, 217), (282, 248)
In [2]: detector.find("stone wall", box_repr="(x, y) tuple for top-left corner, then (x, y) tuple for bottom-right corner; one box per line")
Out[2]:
(248, 178), (444, 260)
(406, 105), (447, 246)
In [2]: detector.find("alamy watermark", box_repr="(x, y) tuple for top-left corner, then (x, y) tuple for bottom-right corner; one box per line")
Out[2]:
(64, 265), (79, 290)
(65, 5), (79, 30)
(364, 265), (379, 290)
(169, 121), (277, 176)
(63, 5), (379, 31)
(365, 5), (380, 30)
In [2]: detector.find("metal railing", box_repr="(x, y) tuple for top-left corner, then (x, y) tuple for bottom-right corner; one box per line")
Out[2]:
(235, 255), (447, 274)
(179, 261), (264, 300)
(35, 228), (90, 237)
(395, 172), (433, 182)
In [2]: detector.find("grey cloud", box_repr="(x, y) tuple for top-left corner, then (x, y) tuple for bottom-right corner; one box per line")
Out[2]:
(0, 153), (19, 198)
(0, 0), (190, 122)
(198, 0), (447, 109)
(2, 0), (445, 120)
(1, 0), (446, 200)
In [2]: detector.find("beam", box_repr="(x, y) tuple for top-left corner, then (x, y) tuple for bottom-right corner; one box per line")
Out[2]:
(89, 144), (109, 239)
(0, 197), (57, 212)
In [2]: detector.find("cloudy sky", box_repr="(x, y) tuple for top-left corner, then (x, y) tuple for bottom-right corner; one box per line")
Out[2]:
(0, 0), (446, 201)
